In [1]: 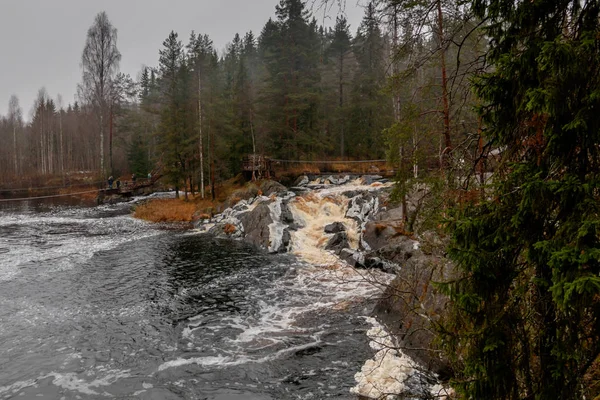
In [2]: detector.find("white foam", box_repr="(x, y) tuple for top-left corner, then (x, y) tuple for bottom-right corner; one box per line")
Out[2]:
(158, 339), (323, 372)
(351, 317), (452, 399)
(0, 212), (159, 282)
(0, 369), (131, 398)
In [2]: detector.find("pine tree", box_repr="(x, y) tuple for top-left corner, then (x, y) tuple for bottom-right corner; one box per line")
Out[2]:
(157, 31), (188, 197)
(442, 0), (600, 398)
(259, 0), (322, 159)
(347, 2), (392, 159)
(327, 16), (353, 159)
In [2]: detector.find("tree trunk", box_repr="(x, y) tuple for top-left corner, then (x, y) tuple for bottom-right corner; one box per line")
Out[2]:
(109, 105), (113, 175)
(198, 70), (205, 199)
(100, 113), (105, 177)
(13, 125), (18, 175)
(437, 0), (452, 170)
(59, 110), (64, 183)
(339, 50), (345, 159)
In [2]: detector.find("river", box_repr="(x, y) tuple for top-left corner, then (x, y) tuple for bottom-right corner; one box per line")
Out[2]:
(0, 196), (383, 399)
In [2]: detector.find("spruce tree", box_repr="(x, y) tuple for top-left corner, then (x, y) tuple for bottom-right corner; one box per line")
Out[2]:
(442, 0), (600, 398)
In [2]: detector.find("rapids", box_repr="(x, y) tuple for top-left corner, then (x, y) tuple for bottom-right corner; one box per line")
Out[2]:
(0, 196), (385, 399)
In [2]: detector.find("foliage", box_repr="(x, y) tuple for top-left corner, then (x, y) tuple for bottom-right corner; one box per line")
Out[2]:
(440, 0), (600, 398)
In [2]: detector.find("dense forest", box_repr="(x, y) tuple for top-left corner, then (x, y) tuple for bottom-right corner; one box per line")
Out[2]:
(0, 0), (484, 194)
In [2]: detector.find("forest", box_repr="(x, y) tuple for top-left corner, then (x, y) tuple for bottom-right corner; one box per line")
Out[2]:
(2, 0), (600, 398)
(0, 0), (484, 195)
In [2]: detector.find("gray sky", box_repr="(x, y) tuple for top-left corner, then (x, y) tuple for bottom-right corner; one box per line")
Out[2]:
(0, 0), (365, 119)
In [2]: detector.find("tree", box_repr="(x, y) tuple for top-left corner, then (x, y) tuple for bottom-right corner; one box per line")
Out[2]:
(187, 32), (217, 198)
(79, 11), (121, 177)
(327, 16), (353, 158)
(7, 95), (23, 176)
(347, 1), (392, 160)
(259, 0), (322, 159)
(158, 31), (188, 198)
(442, 0), (600, 398)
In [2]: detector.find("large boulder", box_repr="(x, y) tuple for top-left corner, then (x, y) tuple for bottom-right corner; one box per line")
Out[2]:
(362, 221), (418, 254)
(260, 180), (287, 196)
(374, 205), (404, 222)
(238, 203), (273, 250)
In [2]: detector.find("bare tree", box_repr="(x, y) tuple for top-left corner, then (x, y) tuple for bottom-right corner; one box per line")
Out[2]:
(7, 95), (23, 176)
(79, 11), (121, 177)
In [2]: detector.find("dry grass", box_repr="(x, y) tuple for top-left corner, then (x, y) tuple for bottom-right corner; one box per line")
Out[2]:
(133, 199), (197, 222)
(133, 175), (250, 223)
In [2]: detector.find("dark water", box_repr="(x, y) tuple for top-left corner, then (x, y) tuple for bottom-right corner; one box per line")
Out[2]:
(0, 198), (377, 399)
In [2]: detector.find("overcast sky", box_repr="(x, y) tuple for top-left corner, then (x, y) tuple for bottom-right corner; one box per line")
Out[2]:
(0, 0), (365, 119)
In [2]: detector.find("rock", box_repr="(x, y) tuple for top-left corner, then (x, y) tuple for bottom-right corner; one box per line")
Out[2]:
(324, 175), (338, 185)
(374, 206), (404, 222)
(225, 185), (260, 208)
(280, 229), (291, 253)
(339, 248), (358, 266)
(260, 180), (287, 196)
(338, 175), (350, 185)
(280, 202), (295, 224)
(207, 218), (244, 239)
(324, 222), (345, 234)
(238, 203), (273, 250)
(346, 192), (377, 223)
(325, 232), (349, 254)
(294, 175), (310, 187)
(361, 176), (373, 185)
(373, 253), (455, 379)
(357, 254), (399, 274)
(341, 190), (359, 199)
(362, 221), (418, 257)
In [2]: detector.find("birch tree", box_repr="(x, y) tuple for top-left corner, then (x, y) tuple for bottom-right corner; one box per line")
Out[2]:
(79, 11), (121, 177)
(7, 95), (22, 176)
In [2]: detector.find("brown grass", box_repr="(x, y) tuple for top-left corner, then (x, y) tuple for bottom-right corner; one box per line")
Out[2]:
(133, 199), (197, 222)
(133, 175), (250, 223)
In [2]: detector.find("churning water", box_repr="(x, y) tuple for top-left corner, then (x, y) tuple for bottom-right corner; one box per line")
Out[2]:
(0, 197), (383, 399)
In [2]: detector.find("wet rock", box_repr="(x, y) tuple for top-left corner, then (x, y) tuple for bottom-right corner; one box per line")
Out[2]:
(358, 255), (399, 274)
(341, 190), (359, 199)
(280, 202), (295, 224)
(325, 232), (349, 254)
(339, 248), (358, 266)
(238, 203), (273, 250)
(280, 229), (291, 252)
(324, 175), (338, 185)
(324, 222), (345, 234)
(294, 175), (310, 187)
(346, 192), (377, 223)
(337, 175), (351, 185)
(207, 218), (244, 239)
